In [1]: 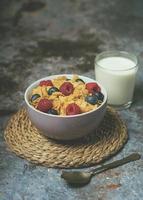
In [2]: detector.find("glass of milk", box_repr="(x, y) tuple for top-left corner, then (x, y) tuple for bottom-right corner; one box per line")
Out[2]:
(95, 51), (138, 109)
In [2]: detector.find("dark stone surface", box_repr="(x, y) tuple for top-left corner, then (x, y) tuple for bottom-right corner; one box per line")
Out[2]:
(0, 0), (143, 199)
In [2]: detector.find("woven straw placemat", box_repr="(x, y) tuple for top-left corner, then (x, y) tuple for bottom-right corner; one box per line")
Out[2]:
(4, 107), (128, 168)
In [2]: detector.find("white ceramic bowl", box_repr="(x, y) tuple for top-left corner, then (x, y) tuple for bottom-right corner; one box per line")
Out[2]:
(24, 74), (107, 140)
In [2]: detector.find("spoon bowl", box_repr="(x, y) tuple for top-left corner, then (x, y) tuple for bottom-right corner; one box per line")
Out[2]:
(61, 171), (92, 186)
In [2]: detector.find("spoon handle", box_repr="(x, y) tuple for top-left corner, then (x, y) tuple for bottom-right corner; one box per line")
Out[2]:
(92, 153), (141, 175)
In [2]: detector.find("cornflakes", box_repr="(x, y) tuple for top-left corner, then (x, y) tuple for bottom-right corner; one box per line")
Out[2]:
(30, 75), (104, 116)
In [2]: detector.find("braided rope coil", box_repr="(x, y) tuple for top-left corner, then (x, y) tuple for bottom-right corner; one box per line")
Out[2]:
(4, 107), (128, 168)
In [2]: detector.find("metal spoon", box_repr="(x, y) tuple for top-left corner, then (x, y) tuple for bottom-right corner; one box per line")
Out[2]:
(61, 153), (141, 186)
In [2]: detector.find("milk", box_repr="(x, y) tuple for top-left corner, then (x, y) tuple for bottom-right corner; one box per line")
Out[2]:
(95, 56), (138, 106)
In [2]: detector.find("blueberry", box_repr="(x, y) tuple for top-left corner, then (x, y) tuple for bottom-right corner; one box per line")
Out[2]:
(75, 78), (85, 83)
(85, 95), (98, 105)
(47, 87), (59, 95)
(47, 109), (59, 115)
(31, 94), (40, 102)
(94, 92), (104, 101)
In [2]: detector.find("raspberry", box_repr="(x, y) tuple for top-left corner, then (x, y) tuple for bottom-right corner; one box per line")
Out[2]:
(59, 82), (74, 96)
(66, 103), (81, 115)
(39, 80), (53, 86)
(86, 82), (101, 94)
(37, 99), (53, 112)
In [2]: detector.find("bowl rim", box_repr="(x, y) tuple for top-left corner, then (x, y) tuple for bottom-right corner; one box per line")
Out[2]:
(24, 74), (107, 118)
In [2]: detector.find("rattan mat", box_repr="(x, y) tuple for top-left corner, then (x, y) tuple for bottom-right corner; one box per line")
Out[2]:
(4, 107), (128, 168)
